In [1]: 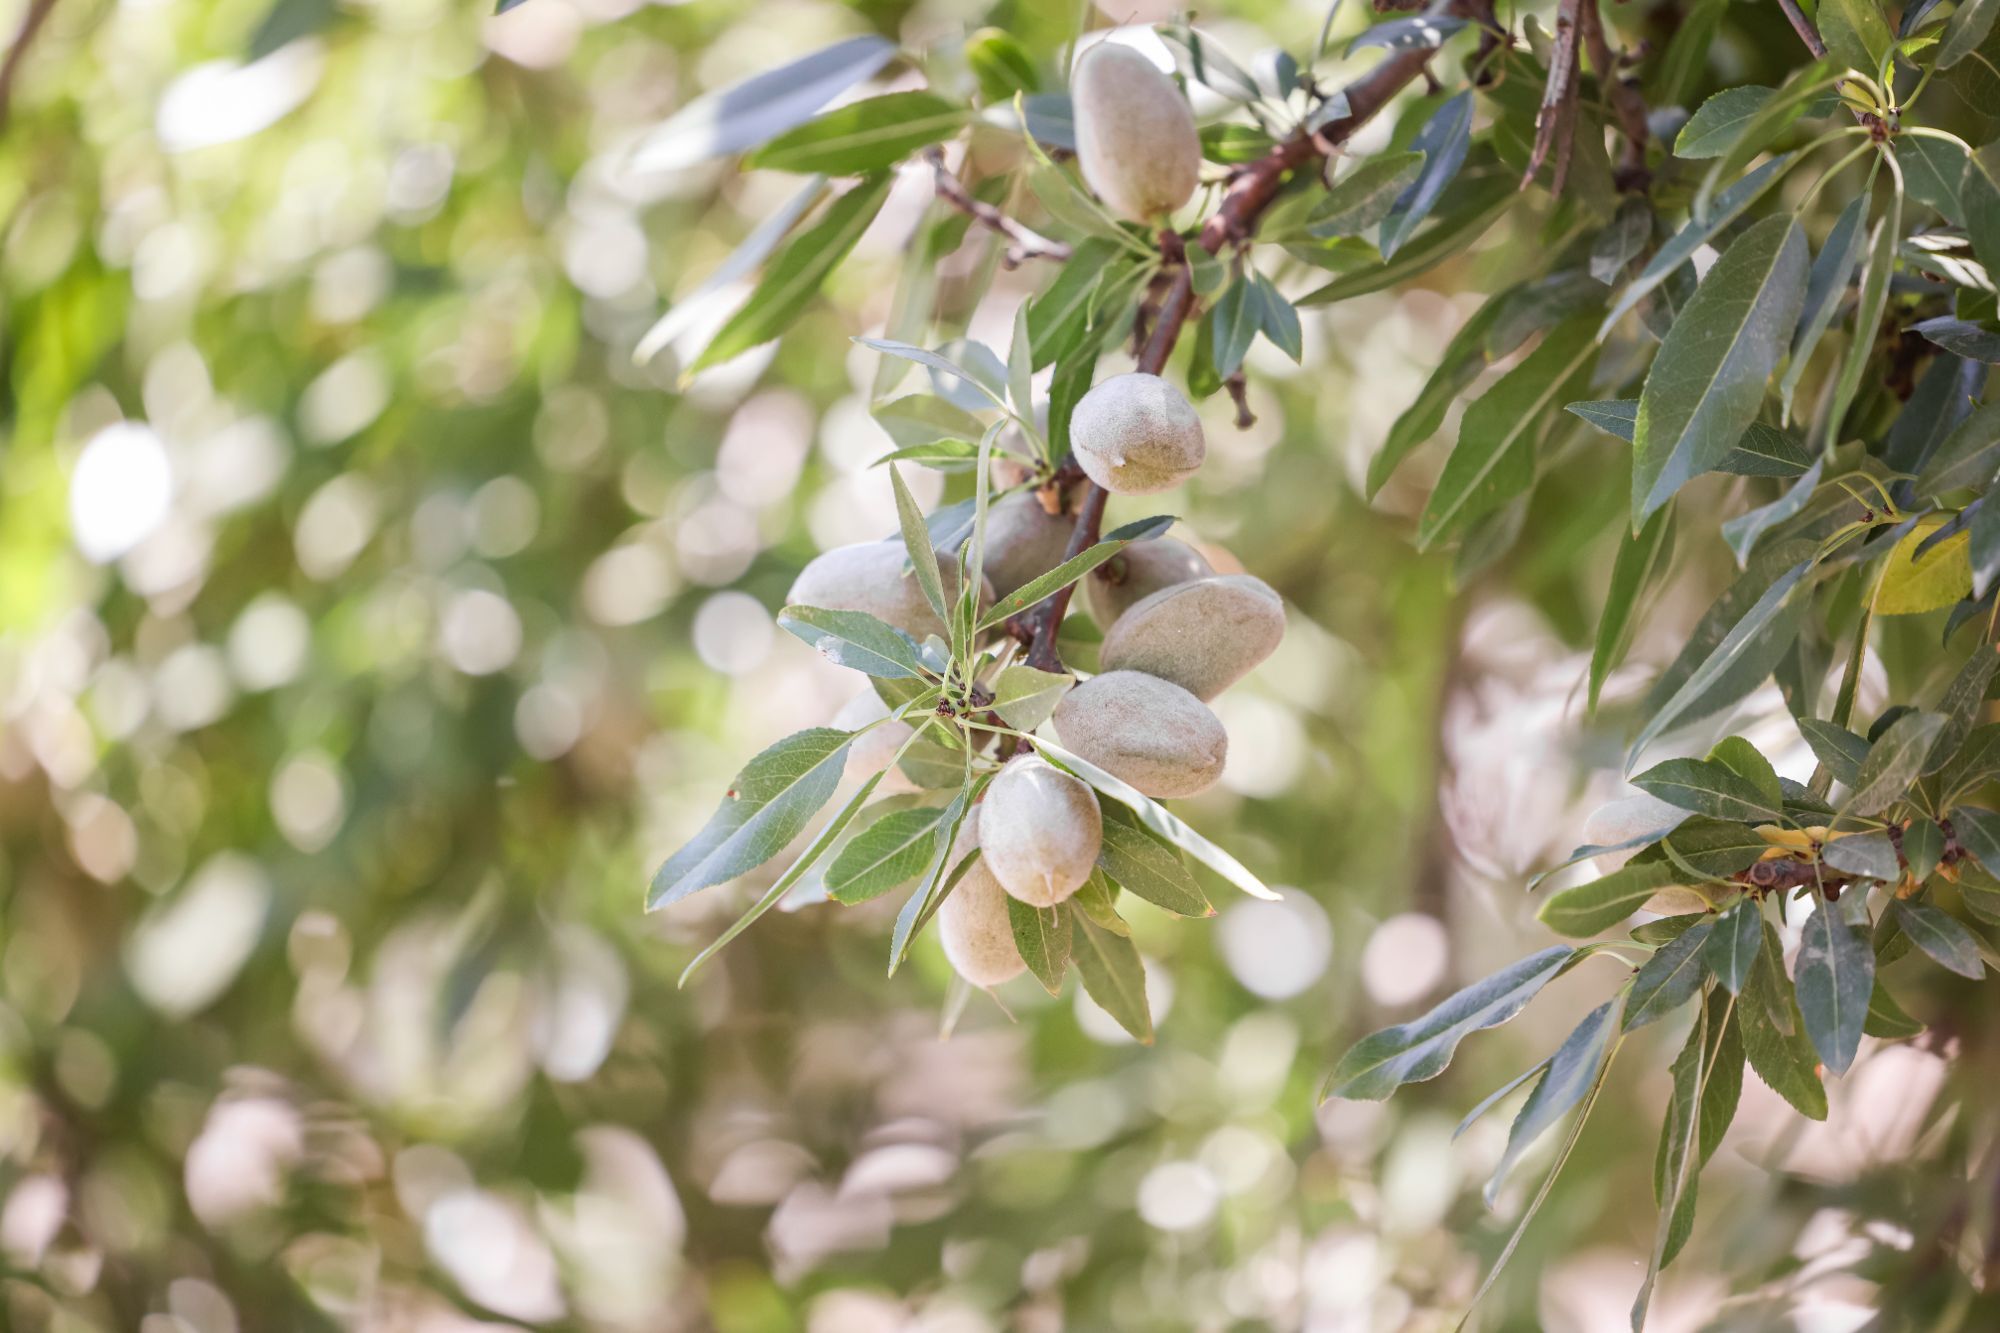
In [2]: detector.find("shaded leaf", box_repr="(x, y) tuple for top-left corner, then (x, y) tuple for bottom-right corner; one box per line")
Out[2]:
(1486, 995), (1624, 1203)
(778, 605), (927, 678)
(1796, 896), (1874, 1075)
(827, 807), (946, 903)
(1706, 898), (1763, 994)
(1633, 756), (1783, 822)
(1624, 921), (1715, 1029)
(1008, 897), (1072, 995)
(1845, 711), (1947, 815)
(1891, 898), (1986, 977)
(1539, 862), (1682, 937)
(1095, 807), (1212, 917)
(1073, 913), (1152, 1042)
(650, 728), (853, 909)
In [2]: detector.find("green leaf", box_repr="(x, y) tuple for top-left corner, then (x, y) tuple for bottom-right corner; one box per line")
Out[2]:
(1722, 458), (1825, 567)
(1591, 198), (1653, 283)
(628, 36), (899, 173)
(887, 775), (980, 972)
(1698, 1000), (1744, 1165)
(1741, 921), (1828, 1118)
(1942, 727), (2000, 805)
(1633, 756), (1784, 822)
(637, 176), (830, 365)
(1914, 400), (2000, 498)
(746, 92), (966, 174)
(826, 807), (946, 904)
(976, 515), (1174, 630)
(1026, 238), (1120, 370)
(1417, 314), (1601, 549)
(1822, 830), (1900, 881)
(1800, 718), (1870, 787)
(1381, 93), (1472, 259)
(1033, 737), (1279, 901)
(1821, 0), (1894, 76)
(1347, 14), (1470, 53)
(1209, 277), (1258, 379)
(1891, 897), (1985, 978)
(1632, 1001), (1710, 1327)
(1781, 194), (1870, 421)
(693, 175), (893, 371)
(1663, 818), (1769, 879)
(1797, 896), (1874, 1075)
(1601, 154), (1798, 334)
(777, 605), (928, 679)
(1874, 516), (1973, 615)
(990, 664), (1071, 732)
(1632, 215), (1810, 522)
(965, 27), (1039, 99)
(1486, 995), (1624, 1203)
(1073, 912), (1152, 1043)
(1964, 158), (2000, 292)
(1706, 898), (1763, 994)
(1914, 316), (2000, 363)
(1298, 174), (1514, 307)
(1591, 503), (1676, 712)
(1865, 981), (1925, 1038)
(1845, 711), (1947, 815)
(1624, 920), (1715, 1029)
(1711, 737), (1785, 808)
(1309, 151), (1427, 237)
(1538, 862), (1682, 937)
(1252, 273), (1302, 362)
(888, 466), (949, 627)
(1675, 86), (1776, 159)
(1940, 0), (1999, 66)
(1895, 135), (1969, 225)
(1827, 199), (1902, 448)
(1008, 897), (1072, 995)
(1954, 805), (2000, 870)
(1322, 946), (1574, 1101)
(649, 728), (854, 909)
(1629, 548), (1817, 766)
(1095, 807), (1212, 917)
(1903, 818), (1946, 881)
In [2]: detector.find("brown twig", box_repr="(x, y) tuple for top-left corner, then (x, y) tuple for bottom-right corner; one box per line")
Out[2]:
(1579, 0), (1651, 190)
(1527, 0), (1586, 196)
(923, 146), (1072, 268)
(1728, 819), (1967, 900)
(0, 0), (59, 131)
(1776, 0), (1828, 59)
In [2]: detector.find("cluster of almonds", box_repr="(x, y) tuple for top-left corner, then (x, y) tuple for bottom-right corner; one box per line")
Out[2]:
(784, 38), (1281, 988)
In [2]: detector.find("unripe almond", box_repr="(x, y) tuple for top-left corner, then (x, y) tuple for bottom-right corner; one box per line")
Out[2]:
(1099, 574), (1285, 701)
(937, 809), (1027, 986)
(788, 540), (992, 643)
(832, 690), (919, 792)
(980, 756), (1101, 906)
(1069, 373), (1205, 495)
(1086, 537), (1213, 628)
(1582, 793), (1709, 914)
(1052, 670), (1227, 798)
(1072, 41), (1200, 222)
(975, 492), (1074, 598)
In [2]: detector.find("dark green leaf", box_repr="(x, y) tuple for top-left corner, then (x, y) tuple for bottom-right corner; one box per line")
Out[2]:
(1323, 946), (1574, 1101)
(1298, 173), (1513, 307)
(1601, 154), (1797, 333)
(1800, 718), (1870, 786)
(1624, 921), (1715, 1029)
(1904, 818), (1946, 880)
(1821, 0), (1894, 76)
(1706, 898), (1763, 994)
(976, 515), (1175, 629)
(1634, 756), (1784, 822)
(1095, 807), (1212, 917)
(1663, 818), (1769, 879)
(1380, 92), (1471, 258)
(1539, 862), (1682, 937)
(1914, 316), (2000, 363)
(1309, 152), (1427, 237)
(827, 807), (946, 903)
(1915, 400), (2000, 497)
(649, 728), (853, 909)
(1865, 981), (1925, 1038)
(1209, 277), (1258, 379)
(1591, 504), (1676, 712)
(1675, 86), (1776, 159)
(1008, 897), (1072, 995)
(1781, 194), (1869, 420)
(1889, 898), (1985, 977)
(1895, 135), (1969, 225)
(1823, 830), (1901, 881)
(778, 605), (927, 678)
(1632, 215), (1809, 521)
(1797, 897), (1874, 1075)
(746, 92), (966, 174)
(1073, 912), (1152, 1042)
(1941, 0), (2000, 65)
(694, 175), (893, 370)
(1486, 995), (1624, 1202)
(1741, 921), (1829, 1118)
(1845, 711), (1947, 815)
(1722, 459), (1825, 566)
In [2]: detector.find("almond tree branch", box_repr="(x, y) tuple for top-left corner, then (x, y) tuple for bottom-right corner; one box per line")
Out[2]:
(0, 0), (60, 130)
(1579, 0), (1651, 189)
(1527, 0), (1586, 195)
(924, 146), (1073, 268)
(1777, 0), (1829, 59)
(1019, 0), (1489, 674)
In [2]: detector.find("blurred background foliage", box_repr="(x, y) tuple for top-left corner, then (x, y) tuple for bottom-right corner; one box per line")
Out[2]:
(0, 0), (1992, 1329)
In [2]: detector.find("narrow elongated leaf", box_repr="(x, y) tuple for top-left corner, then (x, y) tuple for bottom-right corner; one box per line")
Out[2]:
(1675, 86), (1775, 159)
(1845, 711), (1947, 815)
(1209, 278), (1258, 379)
(694, 174), (893, 370)
(1722, 458), (1825, 567)
(1601, 154), (1796, 334)
(1822, 830), (1900, 881)
(1632, 1001), (1709, 1328)
(1298, 174), (1513, 306)
(1663, 818), (1769, 879)
(1309, 152), (1426, 237)
(1417, 314), (1601, 549)
(1591, 198), (1653, 283)
(1347, 15), (1469, 53)
(1027, 238), (1121, 369)
(1800, 718), (1870, 786)
(1866, 981), (1925, 1038)
(1914, 316), (2000, 363)
(1796, 897), (1874, 1075)
(1624, 921), (1715, 1029)
(1706, 898), (1763, 994)
(887, 775), (979, 971)
(1591, 503), (1676, 711)
(1827, 201), (1902, 447)
(1821, 0), (1893, 75)
(1781, 195), (1869, 421)
(1380, 93), (1472, 258)
(1633, 757), (1783, 822)
(1903, 818), (1946, 881)
(1698, 1001), (1744, 1164)
(1741, 922), (1828, 1118)
(628, 36), (899, 173)
(636, 175), (830, 364)
(649, 728), (854, 909)
(1914, 400), (2000, 497)
(827, 807), (946, 903)
(1095, 808), (1212, 917)
(1927, 640), (2000, 775)
(778, 605), (927, 678)
(1033, 737), (1279, 901)
(991, 664), (1071, 732)
(1943, 729), (2000, 804)
(1953, 805), (2000, 869)
(1891, 898), (1986, 977)
(888, 466), (948, 626)
(1941, 0), (2000, 66)
(1008, 897), (1072, 995)
(977, 515), (1174, 629)
(1073, 913), (1152, 1042)
(1454, 1058), (1553, 1140)
(1486, 995), (1624, 1203)
(1632, 215), (1810, 522)
(1539, 862), (1681, 937)
(747, 92), (966, 173)
(1896, 134), (1969, 226)
(1323, 946), (1574, 1100)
